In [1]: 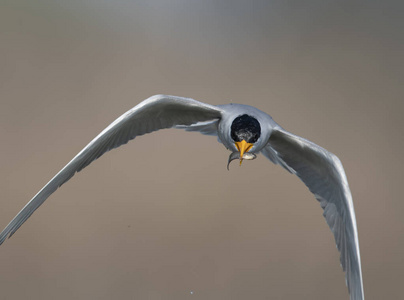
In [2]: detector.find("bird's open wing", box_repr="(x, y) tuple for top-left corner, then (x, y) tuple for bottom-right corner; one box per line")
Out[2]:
(0, 95), (223, 245)
(261, 127), (364, 300)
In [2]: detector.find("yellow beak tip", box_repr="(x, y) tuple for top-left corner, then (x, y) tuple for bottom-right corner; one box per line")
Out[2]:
(235, 140), (253, 167)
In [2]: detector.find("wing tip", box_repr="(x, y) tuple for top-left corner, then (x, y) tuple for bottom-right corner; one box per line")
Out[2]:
(0, 229), (11, 246)
(0, 215), (27, 247)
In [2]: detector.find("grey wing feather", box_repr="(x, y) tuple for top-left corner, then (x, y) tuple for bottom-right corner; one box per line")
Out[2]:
(175, 120), (222, 143)
(261, 127), (364, 300)
(175, 120), (219, 136)
(0, 95), (223, 245)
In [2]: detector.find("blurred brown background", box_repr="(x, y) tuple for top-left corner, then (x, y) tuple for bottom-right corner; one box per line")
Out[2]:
(0, 1), (403, 299)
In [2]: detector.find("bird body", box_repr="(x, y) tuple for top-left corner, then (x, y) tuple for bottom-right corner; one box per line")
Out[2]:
(0, 95), (364, 300)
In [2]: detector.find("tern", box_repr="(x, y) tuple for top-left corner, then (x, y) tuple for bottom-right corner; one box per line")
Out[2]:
(0, 95), (364, 299)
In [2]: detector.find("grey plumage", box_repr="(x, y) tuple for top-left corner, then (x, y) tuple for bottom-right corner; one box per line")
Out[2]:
(0, 94), (364, 299)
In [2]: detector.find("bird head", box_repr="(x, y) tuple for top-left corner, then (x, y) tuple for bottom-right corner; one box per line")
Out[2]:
(230, 114), (261, 165)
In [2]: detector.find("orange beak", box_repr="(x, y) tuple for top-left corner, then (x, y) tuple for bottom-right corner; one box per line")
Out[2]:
(235, 140), (253, 166)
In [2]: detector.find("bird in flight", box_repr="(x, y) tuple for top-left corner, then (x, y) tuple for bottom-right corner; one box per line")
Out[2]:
(0, 94), (364, 299)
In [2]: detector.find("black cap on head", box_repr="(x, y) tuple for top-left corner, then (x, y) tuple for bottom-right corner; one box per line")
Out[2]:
(231, 114), (261, 143)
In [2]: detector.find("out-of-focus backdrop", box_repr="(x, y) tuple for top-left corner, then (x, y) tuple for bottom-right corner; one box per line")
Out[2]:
(0, 1), (403, 299)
